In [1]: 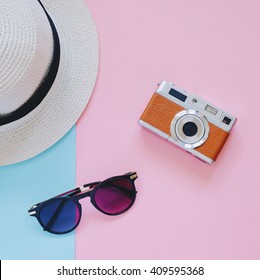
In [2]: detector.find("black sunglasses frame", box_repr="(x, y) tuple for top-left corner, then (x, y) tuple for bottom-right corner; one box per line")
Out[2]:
(28, 172), (138, 234)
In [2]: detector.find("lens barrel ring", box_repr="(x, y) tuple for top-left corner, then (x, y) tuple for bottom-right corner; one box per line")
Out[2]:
(170, 109), (209, 149)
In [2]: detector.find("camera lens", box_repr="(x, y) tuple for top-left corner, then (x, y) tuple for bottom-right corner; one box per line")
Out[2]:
(182, 122), (198, 137)
(170, 109), (210, 149)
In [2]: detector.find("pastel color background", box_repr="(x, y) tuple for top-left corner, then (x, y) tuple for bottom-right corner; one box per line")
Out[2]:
(76, 0), (260, 259)
(0, 129), (76, 259)
(0, 0), (260, 260)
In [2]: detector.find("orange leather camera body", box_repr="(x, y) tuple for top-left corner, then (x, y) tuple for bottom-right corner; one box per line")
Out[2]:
(139, 81), (236, 164)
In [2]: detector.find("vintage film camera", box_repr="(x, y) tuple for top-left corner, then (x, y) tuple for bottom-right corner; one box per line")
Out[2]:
(139, 81), (236, 164)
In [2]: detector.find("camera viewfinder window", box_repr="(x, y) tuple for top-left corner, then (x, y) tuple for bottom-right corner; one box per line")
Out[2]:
(169, 88), (187, 102)
(223, 116), (232, 125)
(205, 105), (218, 115)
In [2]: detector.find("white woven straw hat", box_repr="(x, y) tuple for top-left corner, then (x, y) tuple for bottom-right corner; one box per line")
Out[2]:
(0, 0), (99, 166)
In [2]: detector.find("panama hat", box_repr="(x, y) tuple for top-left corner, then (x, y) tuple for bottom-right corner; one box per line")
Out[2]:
(0, 0), (99, 166)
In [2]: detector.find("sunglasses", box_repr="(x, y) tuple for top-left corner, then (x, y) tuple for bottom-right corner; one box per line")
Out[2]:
(28, 172), (138, 234)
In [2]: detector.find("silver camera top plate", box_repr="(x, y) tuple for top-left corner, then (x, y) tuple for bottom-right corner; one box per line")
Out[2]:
(157, 81), (236, 133)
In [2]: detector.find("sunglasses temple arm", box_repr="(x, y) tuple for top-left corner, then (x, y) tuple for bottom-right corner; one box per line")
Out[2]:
(72, 182), (101, 196)
(49, 182), (99, 199)
(108, 183), (137, 198)
(56, 188), (81, 198)
(28, 188), (81, 212)
(53, 181), (101, 198)
(29, 187), (82, 212)
(41, 181), (101, 200)
(29, 182), (101, 213)
(83, 181), (100, 188)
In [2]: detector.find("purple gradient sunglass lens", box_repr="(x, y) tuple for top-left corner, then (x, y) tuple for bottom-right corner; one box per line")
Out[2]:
(94, 178), (136, 215)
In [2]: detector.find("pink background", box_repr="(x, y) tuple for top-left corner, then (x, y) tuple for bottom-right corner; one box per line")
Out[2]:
(76, 0), (260, 259)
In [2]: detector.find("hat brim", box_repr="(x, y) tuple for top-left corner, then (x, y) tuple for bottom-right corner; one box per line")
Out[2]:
(0, 0), (99, 165)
